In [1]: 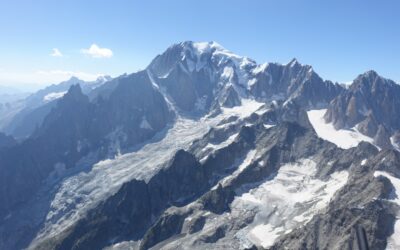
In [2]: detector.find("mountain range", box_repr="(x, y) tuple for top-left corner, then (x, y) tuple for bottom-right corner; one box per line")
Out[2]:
(0, 41), (400, 250)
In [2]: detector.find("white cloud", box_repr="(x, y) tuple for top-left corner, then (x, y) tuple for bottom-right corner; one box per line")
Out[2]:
(50, 48), (63, 57)
(81, 44), (113, 58)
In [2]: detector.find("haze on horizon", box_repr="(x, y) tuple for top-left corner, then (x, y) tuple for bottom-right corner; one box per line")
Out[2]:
(0, 0), (399, 91)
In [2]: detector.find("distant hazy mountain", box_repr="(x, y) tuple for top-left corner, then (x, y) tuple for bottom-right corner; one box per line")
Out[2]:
(0, 88), (30, 138)
(0, 85), (29, 105)
(0, 85), (26, 95)
(0, 41), (399, 250)
(0, 75), (112, 139)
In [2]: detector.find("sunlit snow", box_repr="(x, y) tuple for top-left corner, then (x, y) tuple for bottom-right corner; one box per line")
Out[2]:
(391, 136), (400, 152)
(252, 63), (268, 74)
(234, 159), (348, 248)
(190, 41), (255, 89)
(221, 66), (234, 80)
(43, 91), (67, 102)
(307, 109), (374, 149)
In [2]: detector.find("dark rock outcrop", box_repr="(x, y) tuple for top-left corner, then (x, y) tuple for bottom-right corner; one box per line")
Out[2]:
(0, 72), (173, 222)
(32, 150), (207, 250)
(0, 132), (16, 149)
(249, 59), (343, 109)
(271, 149), (400, 250)
(325, 70), (400, 147)
(374, 125), (392, 149)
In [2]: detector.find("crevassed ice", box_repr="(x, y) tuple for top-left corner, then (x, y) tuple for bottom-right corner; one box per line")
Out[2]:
(233, 159), (348, 248)
(30, 99), (264, 247)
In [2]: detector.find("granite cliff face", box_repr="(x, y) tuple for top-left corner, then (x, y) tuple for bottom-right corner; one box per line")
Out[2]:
(249, 59), (344, 108)
(0, 42), (400, 250)
(325, 70), (400, 148)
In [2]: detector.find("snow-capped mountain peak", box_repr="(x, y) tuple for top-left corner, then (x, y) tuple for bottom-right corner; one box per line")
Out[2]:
(189, 41), (225, 54)
(287, 57), (300, 67)
(1, 41), (400, 250)
(160, 41), (254, 71)
(94, 75), (112, 84)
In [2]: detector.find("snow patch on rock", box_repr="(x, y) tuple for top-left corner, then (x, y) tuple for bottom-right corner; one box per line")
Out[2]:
(252, 63), (268, 75)
(220, 149), (257, 186)
(140, 116), (152, 130)
(43, 91), (67, 102)
(391, 136), (400, 152)
(200, 133), (239, 163)
(222, 66), (234, 80)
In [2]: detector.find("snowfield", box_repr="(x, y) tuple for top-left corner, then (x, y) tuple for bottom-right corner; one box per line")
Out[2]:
(307, 109), (374, 149)
(166, 157), (349, 249)
(233, 159), (349, 248)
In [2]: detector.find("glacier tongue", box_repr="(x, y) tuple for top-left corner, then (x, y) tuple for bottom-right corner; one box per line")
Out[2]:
(31, 99), (264, 246)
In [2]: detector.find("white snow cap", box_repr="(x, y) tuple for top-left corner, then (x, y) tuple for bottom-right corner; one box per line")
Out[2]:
(288, 58), (300, 67)
(191, 41), (225, 54)
(183, 41), (253, 63)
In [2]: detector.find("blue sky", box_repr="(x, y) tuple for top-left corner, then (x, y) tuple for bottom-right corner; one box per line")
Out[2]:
(0, 0), (399, 90)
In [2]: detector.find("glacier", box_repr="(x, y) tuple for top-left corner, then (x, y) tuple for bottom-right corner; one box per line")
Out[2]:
(29, 99), (264, 247)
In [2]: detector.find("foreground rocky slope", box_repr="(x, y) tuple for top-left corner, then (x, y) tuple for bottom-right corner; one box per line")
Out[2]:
(0, 41), (399, 250)
(31, 108), (400, 250)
